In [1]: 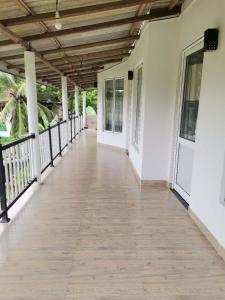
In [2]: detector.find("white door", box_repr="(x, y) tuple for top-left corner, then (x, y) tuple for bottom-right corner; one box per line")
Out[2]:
(173, 41), (204, 203)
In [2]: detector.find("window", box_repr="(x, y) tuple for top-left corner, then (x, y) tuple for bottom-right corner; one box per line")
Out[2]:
(104, 80), (114, 131)
(133, 66), (142, 148)
(104, 78), (124, 132)
(180, 50), (204, 142)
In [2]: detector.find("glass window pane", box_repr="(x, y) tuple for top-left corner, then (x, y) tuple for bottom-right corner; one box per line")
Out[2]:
(133, 67), (142, 147)
(114, 79), (124, 132)
(104, 80), (114, 131)
(180, 50), (204, 142)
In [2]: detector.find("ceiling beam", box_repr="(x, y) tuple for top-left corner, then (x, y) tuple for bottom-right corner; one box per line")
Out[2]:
(34, 54), (129, 74)
(0, 6), (181, 46)
(2, 0), (156, 26)
(14, 0), (74, 70)
(0, 24), (75, 84)
(52, 47), (132, 63)
(41, 35), (139, 56)
(48, 75), (97, 83)
(37, 66), (102, 79)
(168, 0), (179, 10)
(130, 1), (150, 35)
(55, 53), (130, 69)
(37, 67), (104, 78)
(0, 35), (139, 62)
(25, 7), (181, 42)
(12, 46), (133, 68)
(37, 56), (124, 78)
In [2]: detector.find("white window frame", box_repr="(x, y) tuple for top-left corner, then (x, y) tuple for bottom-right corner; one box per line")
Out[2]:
(103, 77), (124, 133)
(132, 64), (143, 150)
(171, 38), (204, 201)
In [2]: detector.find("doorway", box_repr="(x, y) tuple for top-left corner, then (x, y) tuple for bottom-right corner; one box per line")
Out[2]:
(173, 42), (204, 203)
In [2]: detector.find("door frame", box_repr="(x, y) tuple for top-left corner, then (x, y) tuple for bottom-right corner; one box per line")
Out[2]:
(172, 38), (204, 203)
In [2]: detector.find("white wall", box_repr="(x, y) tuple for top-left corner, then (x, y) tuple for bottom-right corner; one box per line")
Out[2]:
(141, 20), (179, 181)
(179, 0), (225, 248)
(97, 0), (225, 249)
(97, 20), (179, 179)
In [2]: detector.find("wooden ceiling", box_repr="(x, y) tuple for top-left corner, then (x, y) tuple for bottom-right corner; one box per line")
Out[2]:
(0, 0), (183, 90)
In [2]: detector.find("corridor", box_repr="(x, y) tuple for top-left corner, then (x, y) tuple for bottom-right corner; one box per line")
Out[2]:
(0, 130), (224, 300)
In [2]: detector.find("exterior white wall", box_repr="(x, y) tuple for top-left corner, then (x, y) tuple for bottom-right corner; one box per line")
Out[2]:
(97, 20), (179, 179)
(141, 20), (179, 181)
(97, 0), (225, 248)
(178, 0), (225, 248)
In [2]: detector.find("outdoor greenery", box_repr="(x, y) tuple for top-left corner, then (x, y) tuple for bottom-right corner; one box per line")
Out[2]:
(0, 71), (98, 142)
(0, 72), (59, 142)
(68, 89), (97, 115)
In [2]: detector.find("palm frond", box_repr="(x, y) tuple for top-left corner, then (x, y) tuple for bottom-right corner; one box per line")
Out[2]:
(0, 96), (16, 124)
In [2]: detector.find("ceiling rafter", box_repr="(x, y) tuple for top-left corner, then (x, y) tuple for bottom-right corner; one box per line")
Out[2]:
(14, 0), (74, 72)
(0, 35), (139, 62)
(168, 0), (180, 10)
(129, 1), (152, 35)
(11, 46), (133, 69)
(2, 0), (157, 26)
(0, 6), (181, 46)
(0, 23), (75, 85)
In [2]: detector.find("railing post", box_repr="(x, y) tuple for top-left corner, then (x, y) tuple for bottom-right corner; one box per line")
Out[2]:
(0, 144), (10, 223)
(58, 122), (62, 157)
(48, 125), (54, 167)
(70, 117), (73, 143)
(74, 114), (76, 139)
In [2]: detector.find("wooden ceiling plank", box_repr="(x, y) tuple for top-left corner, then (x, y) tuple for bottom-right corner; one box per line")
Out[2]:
(168, 0), (179, 10)
(2, 0), (157, 26)
(0, 35), (139, 61)
(14, 0), (74, 70)
(0, 22), (76, 84)
(41, 35), (139, 56)
(130, 1), (149, 35)
(24, 7), (181, 42)
(0, 7), (181, 46)
(35, 53), (129, 74)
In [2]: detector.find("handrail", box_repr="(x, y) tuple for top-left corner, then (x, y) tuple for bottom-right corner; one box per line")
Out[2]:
(0, 113), (85, 223)
(2, 133), (35, 150)
(40, 119), (67, 135)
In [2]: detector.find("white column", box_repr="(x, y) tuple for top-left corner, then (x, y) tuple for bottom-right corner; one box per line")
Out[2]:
(62, 76), (68, 121)
(61, 76), (69, 145)
(24, 51), (41, 183)
(82, 91), (87, 128)
(75, 85), (79, 116)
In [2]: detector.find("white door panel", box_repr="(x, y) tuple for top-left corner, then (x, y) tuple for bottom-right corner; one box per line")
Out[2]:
(173, 40), (204, 203)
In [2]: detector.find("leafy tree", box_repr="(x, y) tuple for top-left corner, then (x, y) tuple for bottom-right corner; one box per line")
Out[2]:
(68, 89), (97, 114)
(37, 83), (61, 103)
(0, 71), (58, 141)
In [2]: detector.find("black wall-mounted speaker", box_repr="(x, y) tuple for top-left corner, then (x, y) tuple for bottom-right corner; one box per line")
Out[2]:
(128, 70), (133, 81)
(94, 81), (97, 88)
(204, 29), (219, 51)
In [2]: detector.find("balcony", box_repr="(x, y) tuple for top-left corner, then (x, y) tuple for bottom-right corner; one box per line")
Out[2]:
(0, 0), (225, 298)
(0, 129), (224, 299)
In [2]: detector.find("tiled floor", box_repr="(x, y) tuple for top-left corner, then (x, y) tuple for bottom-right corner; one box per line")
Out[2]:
(0, 130), (224, 300)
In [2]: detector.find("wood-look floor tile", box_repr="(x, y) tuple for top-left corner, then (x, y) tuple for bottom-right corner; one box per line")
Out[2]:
(0, 130), (224, 299)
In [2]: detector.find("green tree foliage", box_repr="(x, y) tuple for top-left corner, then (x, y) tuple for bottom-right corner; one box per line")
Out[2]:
(0, 71), (59, 141)
(68, 89), (97, 114)
(37, 83), (61, 103)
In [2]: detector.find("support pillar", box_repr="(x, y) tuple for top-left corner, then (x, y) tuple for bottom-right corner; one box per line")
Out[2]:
(24, 51), (41, 183)
(61, 76), (70, 145)
(75, 85), (79, 116)
(82, 91), (87, 128)
(75, 85), (80, 135)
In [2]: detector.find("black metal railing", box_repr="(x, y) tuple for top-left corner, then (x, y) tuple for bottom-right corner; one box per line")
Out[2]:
(0, 113), (84, 222)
